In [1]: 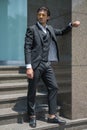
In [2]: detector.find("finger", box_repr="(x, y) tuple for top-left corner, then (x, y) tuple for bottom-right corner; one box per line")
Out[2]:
(27, 74), (32, 79)
(27, 73), (34, 79)
(31, 73), (34, 79)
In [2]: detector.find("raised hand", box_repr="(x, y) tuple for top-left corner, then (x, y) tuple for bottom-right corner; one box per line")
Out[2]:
(72, 21), (80, 27)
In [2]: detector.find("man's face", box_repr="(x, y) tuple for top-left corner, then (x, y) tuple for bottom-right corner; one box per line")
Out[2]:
(37, 10), (50, 25)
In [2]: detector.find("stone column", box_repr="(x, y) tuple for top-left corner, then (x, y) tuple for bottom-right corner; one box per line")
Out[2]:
(61, 0), (87, 120)
(71, 0), (87, 119)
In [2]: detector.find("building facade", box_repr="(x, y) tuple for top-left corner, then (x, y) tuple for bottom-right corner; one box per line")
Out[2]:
(0, 0), (87, 120)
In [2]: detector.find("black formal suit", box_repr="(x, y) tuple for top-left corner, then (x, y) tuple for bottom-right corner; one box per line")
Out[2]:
(24, 23), (72, 69)
(24, 22), (72, 116)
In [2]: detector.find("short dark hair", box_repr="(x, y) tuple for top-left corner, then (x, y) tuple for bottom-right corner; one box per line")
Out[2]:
(37, 6), (51, 16)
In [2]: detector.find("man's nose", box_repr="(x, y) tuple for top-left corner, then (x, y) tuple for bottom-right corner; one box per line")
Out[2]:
(39, 14), (43, 18)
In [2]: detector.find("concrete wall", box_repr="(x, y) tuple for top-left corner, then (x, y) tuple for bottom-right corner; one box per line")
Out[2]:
(72, 0), (87, 119)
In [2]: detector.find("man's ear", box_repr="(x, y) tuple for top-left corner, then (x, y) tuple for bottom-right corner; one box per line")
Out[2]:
(47, 16), (50, 21)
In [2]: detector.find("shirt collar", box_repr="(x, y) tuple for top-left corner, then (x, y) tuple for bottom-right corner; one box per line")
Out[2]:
(37, 22), (48, 34)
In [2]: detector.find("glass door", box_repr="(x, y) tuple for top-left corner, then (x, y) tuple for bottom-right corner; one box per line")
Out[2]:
(0, 0), (27, 65)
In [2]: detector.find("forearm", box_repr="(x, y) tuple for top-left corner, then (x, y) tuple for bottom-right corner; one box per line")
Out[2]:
(24, 27), (33, 65)
(54, 23), (72, 36)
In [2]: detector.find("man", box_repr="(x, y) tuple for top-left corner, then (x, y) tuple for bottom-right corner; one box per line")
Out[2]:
(24, 7), (80, 128)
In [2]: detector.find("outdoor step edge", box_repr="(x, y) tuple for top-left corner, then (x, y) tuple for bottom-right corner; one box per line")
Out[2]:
(0, 104), (60, 117)
(0, 82), (28, 89)
(0, 92), (47, 102)
(0, 118), (87, 130)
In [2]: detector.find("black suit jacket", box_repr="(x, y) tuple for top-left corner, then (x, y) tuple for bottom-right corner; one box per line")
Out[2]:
(24, 23), (72, 69)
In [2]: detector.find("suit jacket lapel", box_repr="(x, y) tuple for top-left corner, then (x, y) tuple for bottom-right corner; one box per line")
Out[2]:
(35, 23), (57, 45)
(47, 25), (57, 43)
(35, 23), (44, 44)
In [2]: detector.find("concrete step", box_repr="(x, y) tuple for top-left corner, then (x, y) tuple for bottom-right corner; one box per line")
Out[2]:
(0, 65), (71, 88)
(0, 67), (71, 75)
(0, 73), (26, 77)
(0, 92), (48, 108)
(0, 69), (70, 80)
(0, 78), (71, 94)
(0, 105), (60, 125)
(0, 93), (27, 108)
(0, 66), (26, 74)
(38, 79), (71, 94)
(0, 73), (27, 83)
(0, 79), (27, 83)
(0, 118), (63, 130)
(0, 121), (60, 130)
(0, 82), (28, 94)
(0, 65), (71, 73)
(0, 117), (87, 130)
(52, 63), (71, 70)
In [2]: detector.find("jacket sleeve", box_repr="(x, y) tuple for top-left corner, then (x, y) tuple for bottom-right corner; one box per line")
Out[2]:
(54, 24), (72, 36)
(24, 27), (34, 65)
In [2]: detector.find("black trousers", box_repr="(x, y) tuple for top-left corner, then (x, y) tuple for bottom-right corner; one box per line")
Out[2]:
(27, 61), (58, 116)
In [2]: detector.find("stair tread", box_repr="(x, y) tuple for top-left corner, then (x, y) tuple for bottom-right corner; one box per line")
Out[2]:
(0, 104), (60, 117)
(0, 120), (60, 130)
(0, 80), (71, 95)
(0, 106), (87, 129)
(0, 79), (71, 84)
(0, 108), (18, 116)
(0, 117), (87, 130)
(0, 92), (47, 101)
(0, 79), (71, 89)
(0, 69), (71, 73)
(0, 93), (26, 101)
(0, 73), (26, 77)
(0, 104), (50, 117)
(0, 82), (28, 88)
(0, 66), (20, 68)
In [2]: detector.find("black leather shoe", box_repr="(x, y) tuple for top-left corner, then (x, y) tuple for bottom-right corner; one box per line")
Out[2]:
(47, 116), (66, 125)
(29, 116), (36, 128)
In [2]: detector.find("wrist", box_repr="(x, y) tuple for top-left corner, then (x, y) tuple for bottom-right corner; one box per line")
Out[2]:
(26, 64), (32, 69)
(69, 22), (72, 27)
